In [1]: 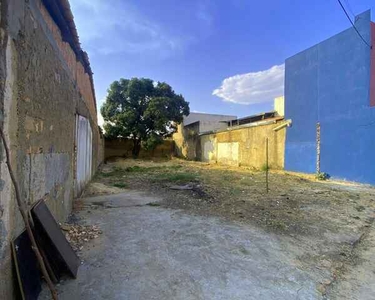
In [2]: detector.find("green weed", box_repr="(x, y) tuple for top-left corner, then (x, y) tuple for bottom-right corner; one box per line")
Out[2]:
(156, 172), (198, 183)
(112, 182), (127, 188)
(124, 165), (182, 173)
(315, 172), (329, 181)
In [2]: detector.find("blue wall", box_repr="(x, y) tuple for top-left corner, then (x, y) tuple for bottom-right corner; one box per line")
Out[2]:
(285, 10), (375, 184)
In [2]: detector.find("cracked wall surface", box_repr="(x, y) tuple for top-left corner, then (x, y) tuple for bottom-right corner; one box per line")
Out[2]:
(0, 0), (104, 298)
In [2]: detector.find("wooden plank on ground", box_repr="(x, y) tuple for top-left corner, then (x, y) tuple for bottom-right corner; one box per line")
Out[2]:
(28, 206), (59, 284)
(31, 200), (79, 278)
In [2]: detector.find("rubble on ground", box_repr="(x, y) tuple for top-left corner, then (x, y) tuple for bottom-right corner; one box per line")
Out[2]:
(60, 224), (102, 252)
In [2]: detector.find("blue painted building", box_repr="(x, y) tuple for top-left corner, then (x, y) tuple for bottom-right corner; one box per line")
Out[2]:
(285, 10), (375, 184)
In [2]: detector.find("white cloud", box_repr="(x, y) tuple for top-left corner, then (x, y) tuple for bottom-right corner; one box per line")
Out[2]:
(70, 0), (187, 57)
(212, 64), (285, 105)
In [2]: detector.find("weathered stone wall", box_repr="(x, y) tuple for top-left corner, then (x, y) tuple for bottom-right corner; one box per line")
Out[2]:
(37, 0), (97, 127)
(199, 122), (286, 169)
(173, 123), (199, 160)
(105, 138), (174, 160)
(0, 0), (103, 298)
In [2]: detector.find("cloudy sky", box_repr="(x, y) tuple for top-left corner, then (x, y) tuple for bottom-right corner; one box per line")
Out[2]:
(70, 0), (375, 123)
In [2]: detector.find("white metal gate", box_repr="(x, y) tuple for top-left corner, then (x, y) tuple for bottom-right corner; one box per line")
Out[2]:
(75, 114), (92, 196)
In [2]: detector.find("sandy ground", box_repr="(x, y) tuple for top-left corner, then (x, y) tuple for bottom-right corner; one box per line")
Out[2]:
(41, 158), (375, 299)
(41, 192), (321, 299)
(327, 220), (375, 299)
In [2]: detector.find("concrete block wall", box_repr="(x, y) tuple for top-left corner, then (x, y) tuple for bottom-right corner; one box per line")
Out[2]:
(104, 138), (174, 160)
(0, 0), (103, 298)
(37, 0), (97, 125)
(173, 123), (200, 160)
(199, 122), (286, 169)
(285, 10), (375, 184)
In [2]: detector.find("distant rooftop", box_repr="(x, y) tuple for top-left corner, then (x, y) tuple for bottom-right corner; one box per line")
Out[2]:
(183, 112), (237, 127)
(227, 111), (278, 127)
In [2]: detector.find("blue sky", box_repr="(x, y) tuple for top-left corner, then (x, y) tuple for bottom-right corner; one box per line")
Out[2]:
(69, 0), (375, 124)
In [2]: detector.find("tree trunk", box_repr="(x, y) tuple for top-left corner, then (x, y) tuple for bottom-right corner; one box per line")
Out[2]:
(132, 138), (141, 158)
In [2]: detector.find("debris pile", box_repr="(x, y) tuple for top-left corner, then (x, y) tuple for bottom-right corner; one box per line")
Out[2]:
(61, 224), (102, 252)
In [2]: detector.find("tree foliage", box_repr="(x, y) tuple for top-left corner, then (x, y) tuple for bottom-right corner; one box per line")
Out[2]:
(101, 78), (189, 157)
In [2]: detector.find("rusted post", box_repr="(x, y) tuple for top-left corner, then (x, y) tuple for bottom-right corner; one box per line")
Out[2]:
(316, 122), (321, 173)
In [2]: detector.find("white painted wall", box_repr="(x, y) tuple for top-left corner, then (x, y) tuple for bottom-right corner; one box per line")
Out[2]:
(274, 96), (285, 117)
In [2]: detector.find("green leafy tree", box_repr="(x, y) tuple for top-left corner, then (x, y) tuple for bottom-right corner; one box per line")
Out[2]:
(101, 78), (190, 157)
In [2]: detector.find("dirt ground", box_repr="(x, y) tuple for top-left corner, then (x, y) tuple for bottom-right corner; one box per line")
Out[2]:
(42, 192), (321, 299)
(82, 158), (375, 298)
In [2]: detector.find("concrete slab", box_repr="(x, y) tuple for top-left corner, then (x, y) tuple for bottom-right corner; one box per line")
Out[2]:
(80, 191), (162, 208)
(41, 191), (322, 300)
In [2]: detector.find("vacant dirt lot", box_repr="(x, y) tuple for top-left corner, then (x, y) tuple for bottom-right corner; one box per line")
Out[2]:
(86, 158), (375, 297)
(46, 158), (374, 299)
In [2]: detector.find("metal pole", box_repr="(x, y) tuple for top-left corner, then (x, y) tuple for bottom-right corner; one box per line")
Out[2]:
(266, 137), (269, 193)
(316, 122), (321, 173)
